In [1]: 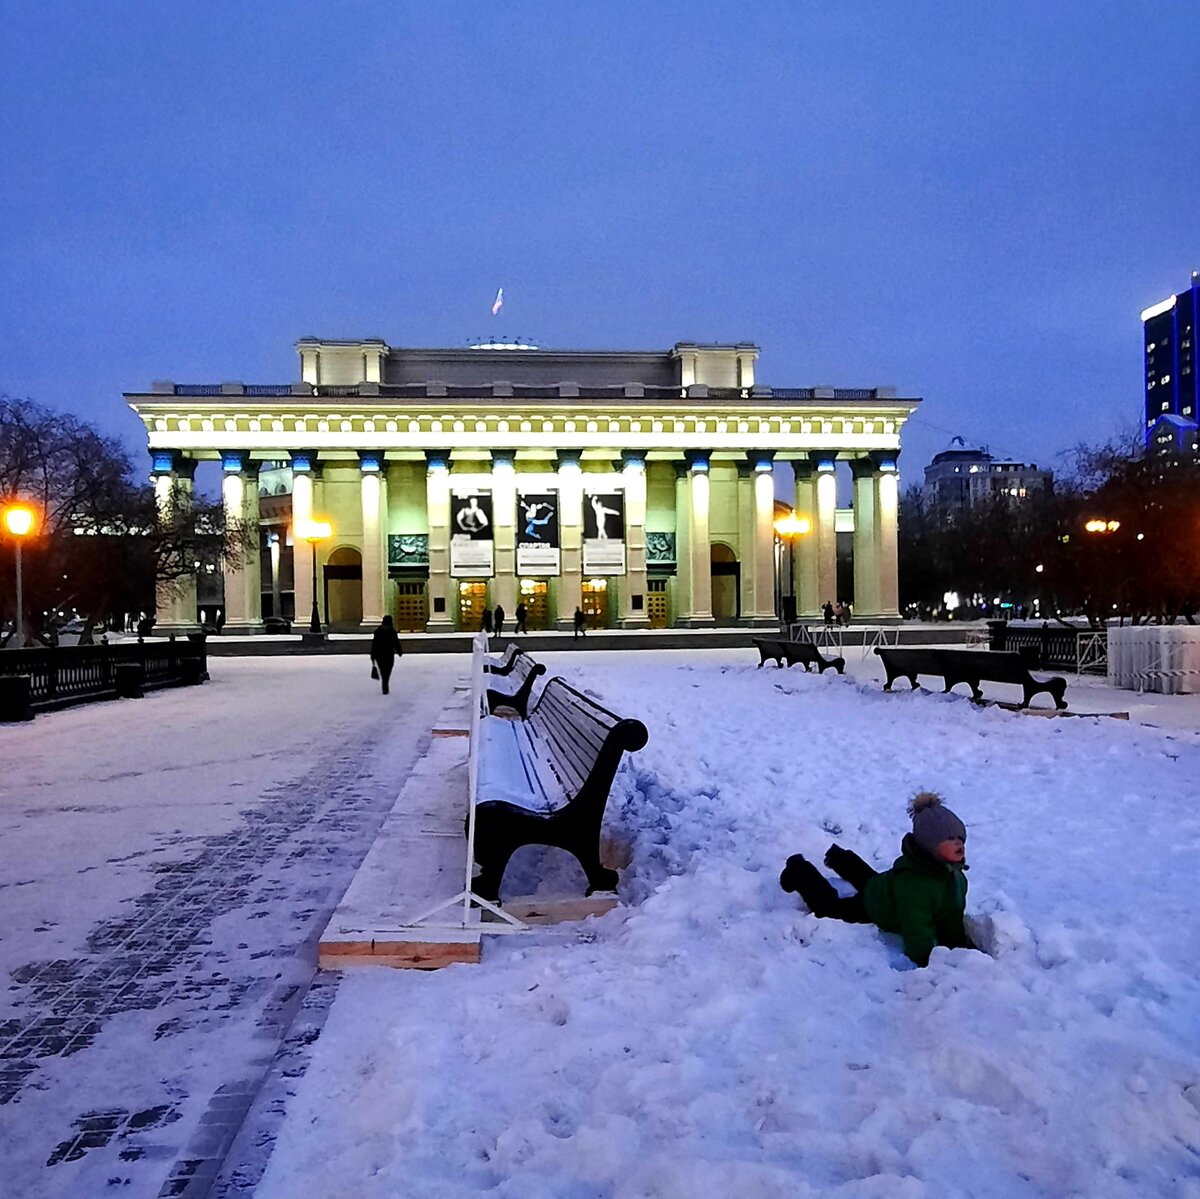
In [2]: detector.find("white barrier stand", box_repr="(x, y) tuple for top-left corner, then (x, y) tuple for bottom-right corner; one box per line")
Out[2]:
(862, 625), (898, 660)
(386, 631), (529, 937)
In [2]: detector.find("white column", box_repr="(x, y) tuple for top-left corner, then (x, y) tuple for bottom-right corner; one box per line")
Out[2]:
(795, 457), (838, 617)
(269, 535), (282, 618)
(556, 453), (582, 629)
(687, 455), (713, 624)
(292, 465), (314, 622)
(359, 460), (385, 627)
(152, 465), (198, 632)
(621, 453), (649, 627)
(852, 459), (880, 616)
(875, 462), (900, 618)
(425, 453), (453, 631)
(673, 464), (691, 621)
(221, 462), (262, 633)
(737, 465), (755, 618)
(491, 454), (517, 613)
(751, 458), (777, 620)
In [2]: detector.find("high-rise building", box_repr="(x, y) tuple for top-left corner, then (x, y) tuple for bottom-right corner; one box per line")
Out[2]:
(1142, 272), (1200, 454)
(922, 438), (1052, 524)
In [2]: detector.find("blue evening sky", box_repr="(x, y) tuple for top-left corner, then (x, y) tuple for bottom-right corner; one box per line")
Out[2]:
(2, 1), (1198, 486)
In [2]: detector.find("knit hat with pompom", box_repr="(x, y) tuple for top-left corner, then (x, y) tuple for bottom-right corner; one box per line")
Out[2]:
(909, 792), (966, 857)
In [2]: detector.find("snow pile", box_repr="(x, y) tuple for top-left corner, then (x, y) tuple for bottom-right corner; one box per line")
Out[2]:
(256, 651), (1200, 1198)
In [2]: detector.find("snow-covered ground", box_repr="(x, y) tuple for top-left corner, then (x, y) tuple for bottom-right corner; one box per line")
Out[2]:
(0, 655), (458, 1198)
(254, 648), (1200, 1199)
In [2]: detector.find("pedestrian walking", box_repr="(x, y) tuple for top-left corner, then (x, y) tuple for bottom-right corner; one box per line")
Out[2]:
(369, 614), (403, 695)
(494, 604), (506, 639)
(515, 601), (527, 634)
(482, 607), (493, 634)
(573, 607), (587, 639)
(822, 600), (834, 627)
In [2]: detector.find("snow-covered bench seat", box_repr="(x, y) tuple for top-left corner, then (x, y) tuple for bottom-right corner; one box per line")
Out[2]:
(484, 643), (522, 676)
(875, 646), (1068, 710)
(472, 677), (649, 902)
(484, 650), (546, 719)
(752, 637), (844, 674)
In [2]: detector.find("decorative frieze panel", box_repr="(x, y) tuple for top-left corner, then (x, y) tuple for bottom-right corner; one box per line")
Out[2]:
(388, 534), (429, 568)
(646, 531), (677, 565)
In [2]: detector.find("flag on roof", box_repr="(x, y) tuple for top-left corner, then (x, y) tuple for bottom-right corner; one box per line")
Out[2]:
(491, 287), (504, 316)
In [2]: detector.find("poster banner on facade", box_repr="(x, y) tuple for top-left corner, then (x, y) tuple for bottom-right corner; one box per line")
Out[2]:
(582, 491), (626, 575)
(516, 491), (560, 575)
(450, 492), (494, 577)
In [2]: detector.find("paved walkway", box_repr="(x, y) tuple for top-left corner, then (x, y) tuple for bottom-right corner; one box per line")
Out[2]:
(0, 656), (458, 1198)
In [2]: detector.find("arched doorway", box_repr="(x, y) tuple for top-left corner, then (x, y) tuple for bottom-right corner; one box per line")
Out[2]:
(711, 543), (740, 621)
(324, 546), (363, 630)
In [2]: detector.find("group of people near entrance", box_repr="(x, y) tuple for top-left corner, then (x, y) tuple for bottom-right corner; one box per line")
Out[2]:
(481, 604), (528, 637)
(821, 599), (853, 627)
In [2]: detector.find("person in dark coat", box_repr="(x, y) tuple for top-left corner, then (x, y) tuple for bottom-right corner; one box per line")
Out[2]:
(493, 604), (506, 639)
(573, 607), (587, 639)
(779, 793), (974, 967)
(482, 607), (493, 634)
(822, 600), (835, 627)
(369, 614), (403, 695)
(515, 602), (527, 634)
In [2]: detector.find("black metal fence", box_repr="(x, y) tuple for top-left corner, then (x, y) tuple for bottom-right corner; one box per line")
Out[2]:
(987, 621), (1107, 674)
(0, 635), (208, 720)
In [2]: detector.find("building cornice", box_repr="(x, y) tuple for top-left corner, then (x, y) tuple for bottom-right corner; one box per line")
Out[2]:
(128, 394), (919, 457)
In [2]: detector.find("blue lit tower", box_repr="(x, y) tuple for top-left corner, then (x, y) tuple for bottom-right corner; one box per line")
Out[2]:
(1142, 272), (1200, 454)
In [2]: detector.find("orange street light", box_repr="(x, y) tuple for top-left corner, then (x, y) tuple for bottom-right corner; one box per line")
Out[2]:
(773, 515), (812, 539)
(773, 514), (812, 622)
(301, 519), (333, 636)
(3, 503), (37, 648)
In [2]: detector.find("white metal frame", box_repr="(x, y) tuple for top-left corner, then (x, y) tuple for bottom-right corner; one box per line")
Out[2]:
(862, 625), (898, 660)
(390, 632), (530, 936)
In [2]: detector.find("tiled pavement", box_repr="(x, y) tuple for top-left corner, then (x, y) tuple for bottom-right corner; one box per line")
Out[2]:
(0, 719), (433, 1197)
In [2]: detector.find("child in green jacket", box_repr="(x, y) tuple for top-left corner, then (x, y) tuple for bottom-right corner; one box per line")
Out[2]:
(779, 792), (975, 967)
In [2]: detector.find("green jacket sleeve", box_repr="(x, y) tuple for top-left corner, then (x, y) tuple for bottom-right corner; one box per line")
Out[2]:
(894, 880), (940, 967)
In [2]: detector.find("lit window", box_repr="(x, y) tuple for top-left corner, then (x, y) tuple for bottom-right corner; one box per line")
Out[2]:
(1148, 342), (1156, 351)
(1162, 375), (1171, 385)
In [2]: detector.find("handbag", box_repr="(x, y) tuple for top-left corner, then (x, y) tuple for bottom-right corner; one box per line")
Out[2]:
(370, 663), (379, 680)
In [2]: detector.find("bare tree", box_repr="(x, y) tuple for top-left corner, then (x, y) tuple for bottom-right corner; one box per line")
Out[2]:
(0, 396), (255, 640)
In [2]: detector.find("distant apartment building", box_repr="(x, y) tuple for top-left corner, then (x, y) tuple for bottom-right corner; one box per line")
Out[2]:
(1142, 272), (1200, 455)
(922, 438), (1052, 522)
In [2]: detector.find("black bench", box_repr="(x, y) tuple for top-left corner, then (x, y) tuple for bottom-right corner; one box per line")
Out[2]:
(485, 643), (523, 676)
(472, 678), (649, 903)
(485, 651), (546, 719)
(753, 638), (845, 674)
(875, 647), (1068, 710)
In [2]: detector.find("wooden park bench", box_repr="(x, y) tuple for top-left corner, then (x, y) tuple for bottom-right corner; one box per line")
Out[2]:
(484, 643), (522, 676)
(472, 678), (649, 903)
(753, 637), (845, 674)
(875, 646), (1068, 710)
(485, 651), (546, 719)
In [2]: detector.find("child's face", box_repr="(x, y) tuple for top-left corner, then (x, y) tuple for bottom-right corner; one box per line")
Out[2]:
(935, 837), (966, 863)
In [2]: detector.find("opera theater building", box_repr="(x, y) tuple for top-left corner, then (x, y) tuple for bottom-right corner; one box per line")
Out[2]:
(127, 337), (918, 634)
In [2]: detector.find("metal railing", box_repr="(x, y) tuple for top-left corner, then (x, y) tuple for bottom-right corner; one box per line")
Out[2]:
(988, 622), (1107, 676)
(0, 635), (208, 711)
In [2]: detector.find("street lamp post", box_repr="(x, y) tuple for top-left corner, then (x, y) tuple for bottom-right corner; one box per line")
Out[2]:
(3, 504), (36, 649)
(773, 514), (812, 624)
(302, 520), (332, 640)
